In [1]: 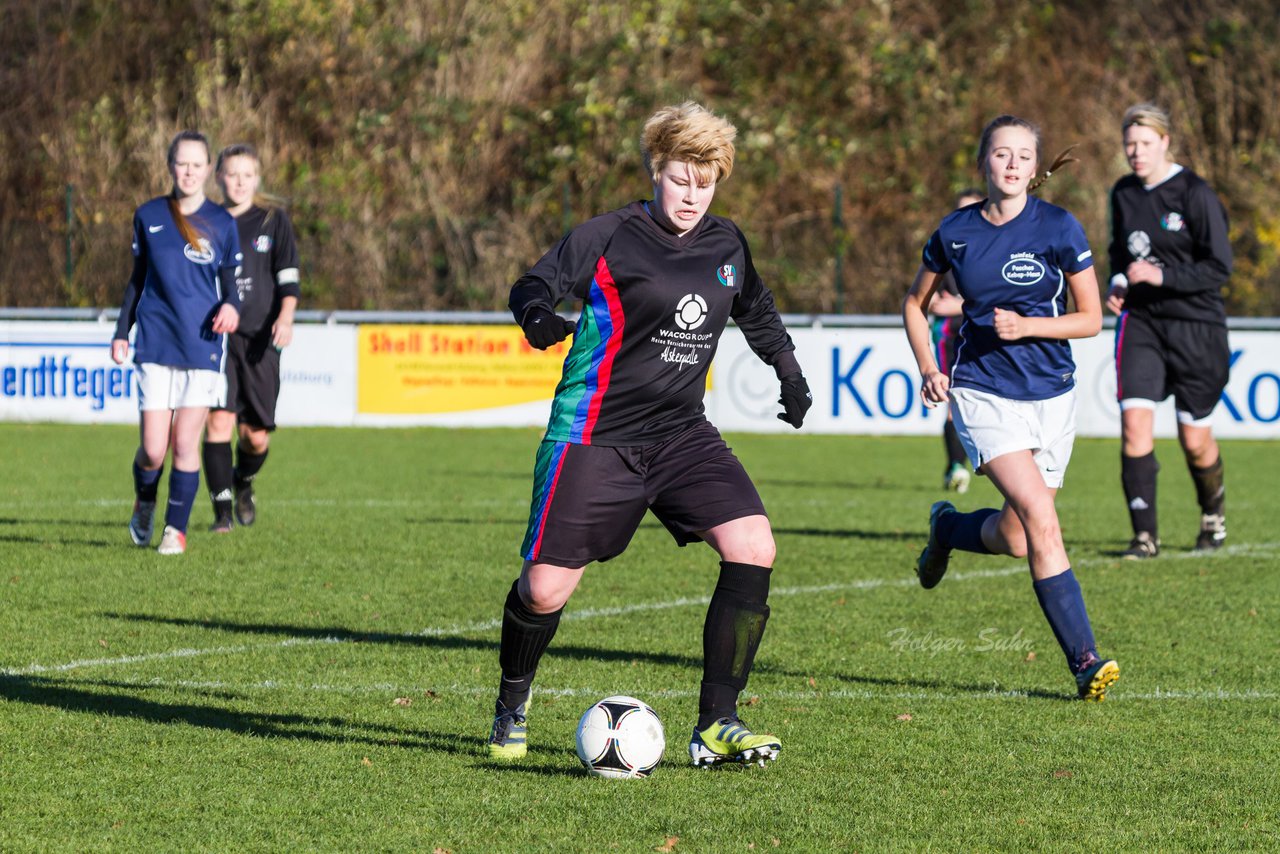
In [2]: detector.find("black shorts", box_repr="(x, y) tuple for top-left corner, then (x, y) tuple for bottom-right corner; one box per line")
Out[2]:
(1115, 313), (1230, 421)
(219, 333), (282, 430)
(519, 421), (768, 569)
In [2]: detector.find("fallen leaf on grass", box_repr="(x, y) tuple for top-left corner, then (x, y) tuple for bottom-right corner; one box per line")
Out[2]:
(1053, 769), (1073, 779)
(743, 695), (760, 707)
(393, 697), (412, 707)
(433, 848), (452, 854)
(1024, 651), (1036, 662)
(896, 713), (913, 721)
(361, 756), (373, 767)
(655, 836), (679, 852)
(807, 677), (817, 688)
(97, 638), (108, 648)
(424, 690), (439, 699)
(1248, 608), (1257, 617)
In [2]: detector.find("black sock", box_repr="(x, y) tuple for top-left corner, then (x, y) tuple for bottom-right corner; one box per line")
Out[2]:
(497, 579), (562, 709)
(133, 460), (162, 503)
(698, 561), (771, 730)
(235, 447), (268, 489)
(943, 421), (966, 468)
(202, 441), (234, 516)
(1189, 455), (1225, 516)
(1121, 452), (1159, 538)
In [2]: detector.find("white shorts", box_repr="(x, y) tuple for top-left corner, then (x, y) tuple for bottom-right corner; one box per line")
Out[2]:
(950, 387), (1076, 489)
(136, 363), (227, 411)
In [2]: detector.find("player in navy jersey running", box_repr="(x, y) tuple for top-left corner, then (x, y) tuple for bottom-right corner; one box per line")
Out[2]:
(202, 144), (301, 532)
(486, 102), (812, 767)
(902, 115), (1119, 701)
(112, 131), (242, 555)
(930, 188), (985, 494)
(1106, 104), (1232, 559)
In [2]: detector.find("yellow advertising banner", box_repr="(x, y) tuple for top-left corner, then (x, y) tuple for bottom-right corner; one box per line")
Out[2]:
(357, 325), (568, 414)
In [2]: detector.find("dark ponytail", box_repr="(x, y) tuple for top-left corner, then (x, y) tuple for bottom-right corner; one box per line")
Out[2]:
(1028, 145), (1079, 193)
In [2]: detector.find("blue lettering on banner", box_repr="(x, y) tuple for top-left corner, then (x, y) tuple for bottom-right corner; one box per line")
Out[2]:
(833, 347), (929, 420)
(0, 351), (135, 411)
(1249, 372), (1280, 423)
(1218, 350), (1245, 421)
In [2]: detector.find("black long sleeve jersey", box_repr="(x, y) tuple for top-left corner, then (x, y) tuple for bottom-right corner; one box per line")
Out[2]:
(1108, 167), (1232, 325)
(509, 201), (800, 446)
(232, 205), (301, 339)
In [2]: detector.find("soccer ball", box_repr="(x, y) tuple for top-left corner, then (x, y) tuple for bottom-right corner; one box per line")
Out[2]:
(574, 695), (665, 778)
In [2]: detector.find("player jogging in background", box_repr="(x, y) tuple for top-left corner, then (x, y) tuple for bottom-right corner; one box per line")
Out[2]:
(202, 144), (301, 532)
(1105, 103), (1233, 559)
(112, 130), (242, 555)
(902, 115), (1120, 701)
(930, 188), (986, 494)
(487, 102), (813, 767)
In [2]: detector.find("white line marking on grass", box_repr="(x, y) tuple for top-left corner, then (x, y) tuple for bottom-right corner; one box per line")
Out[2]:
(24, 675), (1278, 705)
(5, 543), (1277, 678)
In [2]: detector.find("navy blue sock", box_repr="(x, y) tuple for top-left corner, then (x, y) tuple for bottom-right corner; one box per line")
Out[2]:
(164, 468), (201, 533)
(133, 461), (163, 503)
(936, 507), (998, 554)
(1032, 569), (1098, 673)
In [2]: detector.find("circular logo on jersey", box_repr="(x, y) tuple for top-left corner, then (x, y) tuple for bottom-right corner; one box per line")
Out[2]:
(1001, 255), (1045, 286)
(254, 234), (272, 253)
(183, 238), (215, 265)
(717, 264), (737, 288)
(1127, 230), (1151, 259)
(1161, 212), (1185, 232)
(674, 293), (709, 330)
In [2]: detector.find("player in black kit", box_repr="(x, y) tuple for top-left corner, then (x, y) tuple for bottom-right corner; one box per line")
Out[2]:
(202, 144), (301, 531)
(1106, 104), (1232, 558)
(486, 102), (812, 769)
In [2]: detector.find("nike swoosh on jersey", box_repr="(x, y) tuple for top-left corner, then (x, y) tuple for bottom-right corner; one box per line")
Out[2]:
(951, 241), (966, 249)
(149, 225), (164, 233)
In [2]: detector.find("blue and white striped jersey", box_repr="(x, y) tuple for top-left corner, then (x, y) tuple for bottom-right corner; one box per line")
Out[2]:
(921, 195), (1093, 401)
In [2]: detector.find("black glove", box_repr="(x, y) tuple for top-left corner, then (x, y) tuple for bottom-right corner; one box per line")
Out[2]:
(521, 308), (576, 350)
(777, 372), (812, 429)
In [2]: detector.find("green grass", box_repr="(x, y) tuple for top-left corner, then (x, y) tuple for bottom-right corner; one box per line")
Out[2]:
(1, 424), (1276, 852)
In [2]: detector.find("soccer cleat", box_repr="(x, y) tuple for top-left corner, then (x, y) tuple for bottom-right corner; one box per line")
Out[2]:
(689, 716), (780, 768)
(916, 500), (956, 589)
(1075, 656), (1120, 702)
(234, 483), (256, 527)
(129, 500), (156, 546)
(487, 699), (528, 760)
(156, 525), (186, 555)
(210, 509), (235, 534)
(944, 462), (971, 494)
(1195, 514), (1226, 551)
(1121, 532), (1160, 560)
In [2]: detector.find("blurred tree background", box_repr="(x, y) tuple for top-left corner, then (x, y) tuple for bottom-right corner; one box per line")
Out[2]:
(2, 0), (1277, 314)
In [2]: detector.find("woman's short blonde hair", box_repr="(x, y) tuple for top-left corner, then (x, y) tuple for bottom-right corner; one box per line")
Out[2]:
(1122, 103), (1171, 138)
(641, 102), (737, 185)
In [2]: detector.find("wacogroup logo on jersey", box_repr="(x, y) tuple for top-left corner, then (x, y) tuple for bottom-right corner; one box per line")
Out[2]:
(674, 293), (708, 331)
(183, 238), (216, 265)
(1161, 212), (1185, 232)
(716, 264), (737, 288)
(1001, 252), (1046, 287)
(1127, 230), (1151, 259)
(254, 234), (273, 253)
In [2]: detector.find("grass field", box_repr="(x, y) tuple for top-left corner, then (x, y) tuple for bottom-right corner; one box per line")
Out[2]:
(1, 423), (1276, 851)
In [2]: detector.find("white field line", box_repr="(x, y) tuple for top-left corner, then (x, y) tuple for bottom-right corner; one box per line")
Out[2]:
(18, 675), (1278, 705)
(4, 543), (1278, 679)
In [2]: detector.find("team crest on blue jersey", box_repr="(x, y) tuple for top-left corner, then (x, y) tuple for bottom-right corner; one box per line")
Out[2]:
(183, 238), (215, 265)
(1001, 253), (1045, 286)
(1161, 212), (1185, 232)
(254, 234), (272, 253)
(716, 264), (736, 288)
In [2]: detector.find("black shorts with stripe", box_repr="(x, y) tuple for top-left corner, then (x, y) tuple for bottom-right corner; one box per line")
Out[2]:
(520, 421), (767, 569)
(1115, 312), (1229, 421)
(220, 333), (282, 430)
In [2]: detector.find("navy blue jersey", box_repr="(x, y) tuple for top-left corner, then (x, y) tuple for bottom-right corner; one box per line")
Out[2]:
(509, 201), (799, 446)
(114, 197), (242, 370)
(231, 204), (301, 339)
(922, 196), (1093, 401)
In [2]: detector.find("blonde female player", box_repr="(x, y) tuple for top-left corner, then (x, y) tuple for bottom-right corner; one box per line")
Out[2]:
(902, 115), (1120, 701)
(112, 130), (242, 555)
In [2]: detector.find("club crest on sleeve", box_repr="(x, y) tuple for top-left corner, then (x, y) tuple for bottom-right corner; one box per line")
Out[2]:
(716, 264), (736, 288)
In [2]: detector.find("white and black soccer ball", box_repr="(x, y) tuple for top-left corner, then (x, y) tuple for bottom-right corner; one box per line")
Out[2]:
(574, 695), (665, 778)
